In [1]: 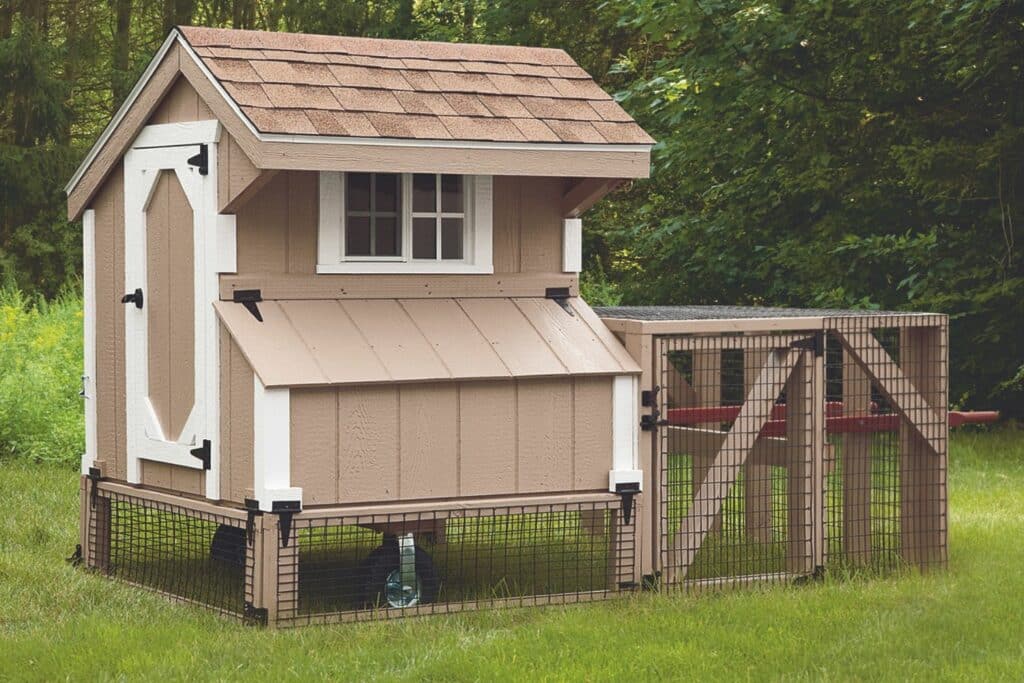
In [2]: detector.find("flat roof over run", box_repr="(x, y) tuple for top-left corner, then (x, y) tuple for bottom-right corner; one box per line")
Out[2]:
(216, 297), (640, 388)
(593, 305), (928, 321)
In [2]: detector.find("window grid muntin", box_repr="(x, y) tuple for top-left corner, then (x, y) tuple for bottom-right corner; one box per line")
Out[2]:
(411, 173), (466, 262)
(345, 173), (401, 259)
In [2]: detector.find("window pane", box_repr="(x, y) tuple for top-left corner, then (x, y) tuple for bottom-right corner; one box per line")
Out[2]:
(412, 217), (437, 259)
(346, 173), (370, 212)
(346, 215), (371, 256)
(441, 175), (463, 213)
(413, 174), (436, 213)
(441, 217), (463, 260)
(375, 173), (400, 213)
(374, 216), (400, 256)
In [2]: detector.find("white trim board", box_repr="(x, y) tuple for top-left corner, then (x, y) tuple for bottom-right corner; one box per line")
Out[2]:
(609, 375), (642, 491)
(81, 210), (98, 475)
(252, 377), (302, 510)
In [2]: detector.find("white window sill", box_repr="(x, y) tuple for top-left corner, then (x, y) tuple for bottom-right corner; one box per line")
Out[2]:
(316, 262), (495, 275)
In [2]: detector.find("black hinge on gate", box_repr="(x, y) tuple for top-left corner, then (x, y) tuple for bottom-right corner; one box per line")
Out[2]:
(641, 386), (660, 408)
(186, 143), (209, 176)
(545, 287), (575, 316)
(615, 481), (640, 525)
(189, 439), (212, 470)
(243, 601), (268, 626)
(233, 289), (263, 322)
(120, 288), (144, 309)
(790, 331), (825, 357)
(273, 500), (301, 548)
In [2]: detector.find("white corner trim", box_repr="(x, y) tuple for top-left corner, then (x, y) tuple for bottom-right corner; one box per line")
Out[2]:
(132, 120), (221, 149)
(610, 375), (641, 492)
(563, 218), (582, 273)
(216, 213), (237, 274)
(252, 377), (301, 511)
(472, 175), (493, 271)
(81, 209), (98, 476)
(317, 171), (343, 266)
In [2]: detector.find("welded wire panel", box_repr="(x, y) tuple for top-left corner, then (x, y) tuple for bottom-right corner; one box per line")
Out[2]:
(88, 488), (250, 619)
(275, 499), (634, 626)
(657, 333), (815, 589)
(823, 316), (948, 572)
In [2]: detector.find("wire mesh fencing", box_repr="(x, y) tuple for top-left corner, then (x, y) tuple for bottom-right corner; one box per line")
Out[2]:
(87, 485), (253, 619)
(823, 316), (948, 573)
(656, 333), (818, 589)
(274, 498), (636, 626)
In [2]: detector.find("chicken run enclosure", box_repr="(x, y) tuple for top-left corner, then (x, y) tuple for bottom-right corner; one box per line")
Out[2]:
(67, 27), (977, 627)
(76, 306), (961, 626)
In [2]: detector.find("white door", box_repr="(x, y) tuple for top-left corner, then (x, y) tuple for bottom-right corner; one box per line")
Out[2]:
(123, 121), (222, 499)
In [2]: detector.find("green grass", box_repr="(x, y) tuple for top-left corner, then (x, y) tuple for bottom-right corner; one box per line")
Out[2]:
(1, 431), (1022, 681)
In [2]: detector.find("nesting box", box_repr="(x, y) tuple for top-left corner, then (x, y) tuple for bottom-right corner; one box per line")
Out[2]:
(68, 27), (949, 626)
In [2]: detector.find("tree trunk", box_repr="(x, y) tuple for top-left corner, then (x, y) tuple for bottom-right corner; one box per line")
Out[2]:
(111, 0), (131, 109)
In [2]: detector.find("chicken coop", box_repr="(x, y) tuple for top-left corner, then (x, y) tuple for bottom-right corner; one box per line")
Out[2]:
(66, 26), (965, 627)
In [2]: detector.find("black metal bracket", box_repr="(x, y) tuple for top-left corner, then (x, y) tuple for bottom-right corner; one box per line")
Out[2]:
(790, 331), (825, 357)
(189, 439), (212, 470)
(245, 508), (261, 546)
(273, 500), (301, 547)
(640, 411), (665, 432)
(641, 386), (660, 408)
(615, 481), (641, 525)
(88, 466), (101, 510)
(243, 601), (268, 627)
(233, 289), (263, 322)
(544, 286), (575, 316)
(186, 143), (209, 176)
(120, 288), (143, 309)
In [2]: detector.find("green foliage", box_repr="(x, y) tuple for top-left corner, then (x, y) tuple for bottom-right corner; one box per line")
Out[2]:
(590, 0), (1024, 415)
(0, 288), (83, 464)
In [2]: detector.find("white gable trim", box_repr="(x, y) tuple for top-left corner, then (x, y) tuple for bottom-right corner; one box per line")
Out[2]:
(81, 209), (98, 475)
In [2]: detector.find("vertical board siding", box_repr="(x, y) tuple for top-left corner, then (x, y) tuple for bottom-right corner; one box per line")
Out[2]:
(233, 172), (566, 279)
(289, 376), (614, 505)
(220, 333), (254, 503)
(148, 76), (213, 125)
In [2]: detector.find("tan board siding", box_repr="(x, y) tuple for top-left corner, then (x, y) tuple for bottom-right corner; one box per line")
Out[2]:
(229, 172), (568, 284)
(92, 163), (126, 481)
(219, 328), (254, 503)
(289, 376), (614, 505)
(145, 170), (195, 441)
(148, 76), (213, 125)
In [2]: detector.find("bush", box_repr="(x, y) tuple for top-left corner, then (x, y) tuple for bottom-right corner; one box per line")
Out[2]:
(0, 288), (83, 464)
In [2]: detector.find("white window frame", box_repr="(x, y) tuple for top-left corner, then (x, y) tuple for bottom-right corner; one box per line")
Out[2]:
(317, 172), (493, 274)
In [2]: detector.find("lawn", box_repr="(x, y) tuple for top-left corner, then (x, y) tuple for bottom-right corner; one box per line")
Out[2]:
(1, 431), (1022, 681)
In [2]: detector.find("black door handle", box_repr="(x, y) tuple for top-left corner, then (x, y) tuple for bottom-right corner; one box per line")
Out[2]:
(121, 288), (144, 309)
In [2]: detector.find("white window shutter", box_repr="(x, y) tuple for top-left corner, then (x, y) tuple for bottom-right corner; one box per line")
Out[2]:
(317, 171), (343, 266)
(472, 175), (493, 273)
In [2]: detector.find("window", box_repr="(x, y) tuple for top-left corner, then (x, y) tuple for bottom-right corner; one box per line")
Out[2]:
(318, 171), (493, 274)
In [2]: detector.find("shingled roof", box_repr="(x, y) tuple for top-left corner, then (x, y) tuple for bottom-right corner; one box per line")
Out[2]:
(178, 26), (652, 145)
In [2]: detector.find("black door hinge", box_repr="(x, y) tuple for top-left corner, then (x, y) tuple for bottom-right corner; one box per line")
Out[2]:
(88, 466), (102, 509)
(189, 439), (212, 470)
(790, 332), (825, 357)
(120, 288), (143, 309)
(641, 386), (660, 408)
(187, 143), (209, 176)
(640, 411), (665, 432)
(233, 289), (263, 322)
(544, 287), (575, 316)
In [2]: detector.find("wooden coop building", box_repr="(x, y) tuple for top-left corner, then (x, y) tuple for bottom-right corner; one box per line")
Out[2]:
(68, 27), (957, 627)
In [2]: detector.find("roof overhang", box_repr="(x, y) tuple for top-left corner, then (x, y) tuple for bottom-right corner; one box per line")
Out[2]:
(66, 30), (652, 220)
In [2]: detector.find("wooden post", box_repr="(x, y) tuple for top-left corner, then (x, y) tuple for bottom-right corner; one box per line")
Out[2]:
(623, 331), (654, 580)
(691, 349), (722, 535)
(744, 349), (773, 543)
(811, 348), (826, 570)
(258, 513), (282, 627)
(89, 490), (112, 573)
(785, 351), (814, 575)
(899, 325), (948, 569)
(842, 350), (873, 565)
